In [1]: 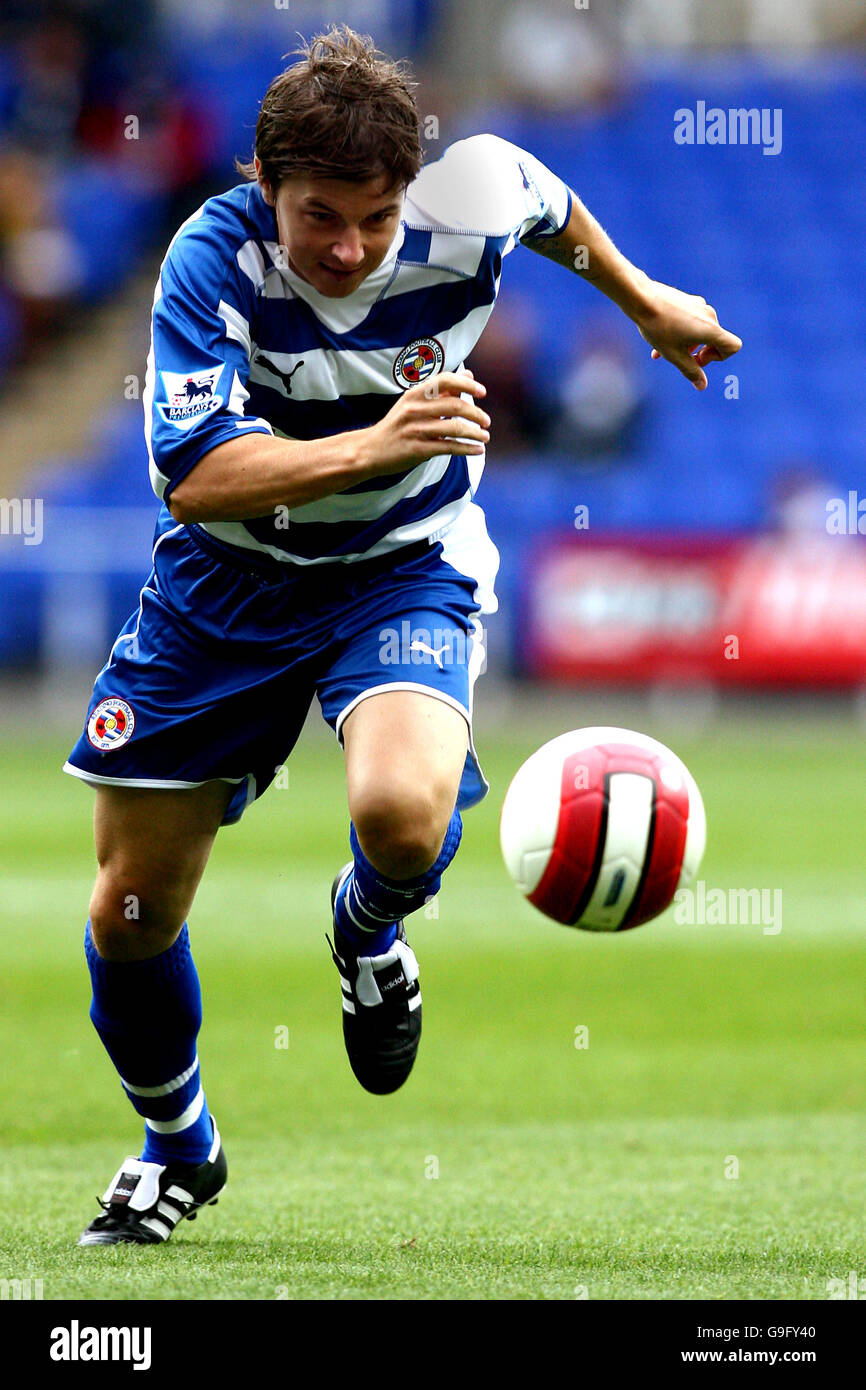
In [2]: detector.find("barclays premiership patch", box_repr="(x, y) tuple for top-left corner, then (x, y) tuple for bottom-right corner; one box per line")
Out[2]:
(157, 368), (224, 430)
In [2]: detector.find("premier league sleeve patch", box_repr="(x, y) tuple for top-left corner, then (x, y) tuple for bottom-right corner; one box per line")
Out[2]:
(157, 368), (225, 431)
(87, 699), (136, 751)
(392, 337), (445, 389)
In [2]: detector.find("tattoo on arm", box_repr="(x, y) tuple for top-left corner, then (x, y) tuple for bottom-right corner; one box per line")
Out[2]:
(524, 232), (580, 272)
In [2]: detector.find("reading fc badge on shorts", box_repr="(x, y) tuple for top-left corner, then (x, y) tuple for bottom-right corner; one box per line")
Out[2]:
(87, 699), (136, 752)
(157, 367), (224, 431)
(392, 337), (445, 389)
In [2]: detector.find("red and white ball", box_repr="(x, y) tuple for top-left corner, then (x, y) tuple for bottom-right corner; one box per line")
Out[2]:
(499, 727), (706, 931)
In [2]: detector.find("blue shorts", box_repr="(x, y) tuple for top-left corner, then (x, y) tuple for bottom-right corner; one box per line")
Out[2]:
(64, 506), (498, 825)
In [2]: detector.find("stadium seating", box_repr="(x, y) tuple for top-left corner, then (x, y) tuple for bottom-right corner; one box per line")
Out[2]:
(2, 50), (864, 668)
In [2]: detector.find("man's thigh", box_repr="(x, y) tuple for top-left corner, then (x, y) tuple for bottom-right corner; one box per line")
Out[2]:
(342, 688), (469, 813)
(316, 544), (492, 815)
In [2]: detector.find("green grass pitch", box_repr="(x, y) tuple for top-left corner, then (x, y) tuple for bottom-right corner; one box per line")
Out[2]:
(1, 710), (864, 1300)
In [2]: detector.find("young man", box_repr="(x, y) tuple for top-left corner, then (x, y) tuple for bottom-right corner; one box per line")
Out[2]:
(64, 26), (740, 1245)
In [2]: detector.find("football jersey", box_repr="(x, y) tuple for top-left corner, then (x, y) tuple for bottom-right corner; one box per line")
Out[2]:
(143, 133), (572, 567)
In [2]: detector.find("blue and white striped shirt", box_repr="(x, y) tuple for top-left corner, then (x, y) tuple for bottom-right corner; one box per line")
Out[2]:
(143, 133), (571, 566)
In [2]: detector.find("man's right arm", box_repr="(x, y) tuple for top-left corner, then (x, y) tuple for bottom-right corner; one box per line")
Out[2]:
(167, 429), (370, 524)
(167, 372), (491, 525)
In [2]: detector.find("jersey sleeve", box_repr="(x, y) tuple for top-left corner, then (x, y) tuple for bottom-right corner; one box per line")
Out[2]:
(406, 133), (572, 246)
(144, 215), (273, 504)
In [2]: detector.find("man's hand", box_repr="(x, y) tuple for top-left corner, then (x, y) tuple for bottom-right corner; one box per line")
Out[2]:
(168, 370), (490, 524)
(526, 190), (741, 391)
(360, 371), (490, 474)
(632, 279), (742, 391)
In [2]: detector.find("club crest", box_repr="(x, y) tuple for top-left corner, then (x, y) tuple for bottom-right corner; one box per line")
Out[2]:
(87, 699), (136, 751)
(392, 337), (445, 389)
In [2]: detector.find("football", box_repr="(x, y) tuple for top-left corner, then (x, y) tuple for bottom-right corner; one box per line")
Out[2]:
(499, 727), (706, 931)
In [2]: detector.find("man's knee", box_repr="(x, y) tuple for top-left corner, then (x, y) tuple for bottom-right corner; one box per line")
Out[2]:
(88, 867), (188, 960)
(351, 775), (458, 880)
(86, 783), (228, 959)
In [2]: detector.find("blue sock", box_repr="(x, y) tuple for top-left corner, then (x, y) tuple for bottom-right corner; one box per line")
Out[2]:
(334, 811), (463, 955)
(85, 921), (214, 1167)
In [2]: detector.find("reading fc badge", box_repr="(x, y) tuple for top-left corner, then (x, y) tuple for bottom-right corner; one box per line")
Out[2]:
(392, 337), (445, 389)
(87, 698), (136, 752)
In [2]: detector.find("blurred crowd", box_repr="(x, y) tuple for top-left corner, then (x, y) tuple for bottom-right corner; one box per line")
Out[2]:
(0, 0), (650, 458)
(0, 1), (214, 375)
(1, 0), (863, 681)
(0, 0), (861, 474)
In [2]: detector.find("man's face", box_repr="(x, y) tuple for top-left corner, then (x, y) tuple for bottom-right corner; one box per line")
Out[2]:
(256, 158), (404, 298)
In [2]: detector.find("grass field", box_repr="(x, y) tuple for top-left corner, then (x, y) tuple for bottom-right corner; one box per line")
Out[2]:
(1, 707), (864, 1301)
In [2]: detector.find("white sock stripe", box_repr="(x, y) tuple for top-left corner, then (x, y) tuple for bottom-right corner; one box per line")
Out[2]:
(351, 881), (399, 926)
(342, 889), (367, 932)
(333, 869), (353, 916)
(120, 1054), (200, 1098)
(144, 1085), (205, 1134)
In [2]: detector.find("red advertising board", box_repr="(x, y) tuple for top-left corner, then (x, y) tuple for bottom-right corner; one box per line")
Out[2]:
(526, 534), (866, 686)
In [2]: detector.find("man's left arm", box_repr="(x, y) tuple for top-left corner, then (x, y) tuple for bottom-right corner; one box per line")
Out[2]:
(525, 190), (742, 391)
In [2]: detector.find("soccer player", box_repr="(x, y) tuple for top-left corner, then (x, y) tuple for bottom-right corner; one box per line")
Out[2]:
(64, 26), (741, 1245)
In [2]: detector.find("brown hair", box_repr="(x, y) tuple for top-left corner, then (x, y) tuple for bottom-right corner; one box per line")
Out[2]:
(235, 25), (423, 193)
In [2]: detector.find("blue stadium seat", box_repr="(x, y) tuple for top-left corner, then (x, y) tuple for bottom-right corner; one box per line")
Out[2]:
(52, 160), (165, 301)
(4, 53), (864, 670)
